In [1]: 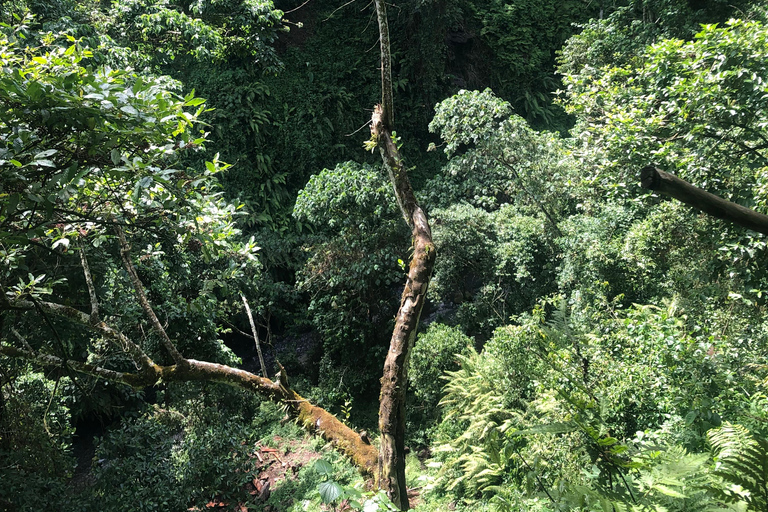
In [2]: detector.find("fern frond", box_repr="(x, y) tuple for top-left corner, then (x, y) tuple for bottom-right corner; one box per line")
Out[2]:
(708, 423), (768, 510)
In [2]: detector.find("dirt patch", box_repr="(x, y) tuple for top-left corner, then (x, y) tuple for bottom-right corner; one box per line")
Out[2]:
(189, 435), (324, 511)
(249, 436), (323, 503)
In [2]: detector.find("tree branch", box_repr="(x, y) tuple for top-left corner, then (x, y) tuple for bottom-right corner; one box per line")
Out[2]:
(374, 0), (394, 129)
(10, 327), (34, 352)
(9, 298), (155, 371)
(223, 319), (256, 341)
(0, 344), (140, 385)
(114, 225), (187, 366)
(241, 294), (269, 379)
(496, 156), (563, 237)
(640, 166), (768, 235)
(372, 2), (435, 507)
(79, 245), (99, 324)
(0, 338), (379, 474)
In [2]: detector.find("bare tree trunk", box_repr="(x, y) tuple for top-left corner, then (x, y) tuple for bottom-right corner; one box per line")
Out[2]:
(640, 166), (768, 235)
(372, 1), (436, 508)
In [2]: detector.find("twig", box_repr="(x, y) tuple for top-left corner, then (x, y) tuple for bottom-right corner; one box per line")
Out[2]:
(323, 0), (357, 22)
(512, 444), (555, 503)
(10, 327), (34, 352)
(345, 120), (373, 137)
(496, 155), (563, 237)
(283, 0), (313, 15)
(0, 344), (135, 384)
(30, 296), (69, 362)
(223, 319), (256, 341)
(43, 376), (61, 436)
(13, 298), (153, 370)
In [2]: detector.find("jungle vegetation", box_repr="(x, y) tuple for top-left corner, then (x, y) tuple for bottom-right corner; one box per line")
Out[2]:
(2, 0), (768, 511)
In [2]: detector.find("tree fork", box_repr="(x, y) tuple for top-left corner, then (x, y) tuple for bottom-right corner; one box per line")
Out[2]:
(640, 166), (768, 235)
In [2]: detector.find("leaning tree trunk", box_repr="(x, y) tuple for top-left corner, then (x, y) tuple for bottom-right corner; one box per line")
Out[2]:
(373, 1), (436, 509)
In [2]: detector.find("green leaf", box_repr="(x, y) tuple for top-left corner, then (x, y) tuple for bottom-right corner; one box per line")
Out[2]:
(318, 481), (343, 503)
(185, 97), (205, 107)
(653, 484), (687, 498)
(313, 459), (334, 476)
(120, 105), (139, 116)
(34, 149), (57, 159)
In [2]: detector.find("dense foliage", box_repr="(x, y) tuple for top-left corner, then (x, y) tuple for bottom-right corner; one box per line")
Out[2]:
(4, 0), (768, 511)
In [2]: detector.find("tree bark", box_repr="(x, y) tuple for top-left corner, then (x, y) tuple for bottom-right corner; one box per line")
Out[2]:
(640, 166), (768, 235)
(372, 1), (436, 508)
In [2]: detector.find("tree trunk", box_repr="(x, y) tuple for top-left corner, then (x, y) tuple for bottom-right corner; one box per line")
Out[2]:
(373, 1), (436, 508)
(640, 166), (768, 235)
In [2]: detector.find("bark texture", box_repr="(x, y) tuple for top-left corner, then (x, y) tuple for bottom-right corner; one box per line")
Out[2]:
(372, 2), (436, 508)
(641, 166), (768, 235)
(374, 114), (435, 509)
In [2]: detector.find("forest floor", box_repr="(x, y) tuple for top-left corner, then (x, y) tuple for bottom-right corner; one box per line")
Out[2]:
(190, 435), (324, 511)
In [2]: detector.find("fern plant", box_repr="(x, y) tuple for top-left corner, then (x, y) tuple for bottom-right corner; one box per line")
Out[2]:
(708, 423), (768, 511)
(436, 349), (525, 496)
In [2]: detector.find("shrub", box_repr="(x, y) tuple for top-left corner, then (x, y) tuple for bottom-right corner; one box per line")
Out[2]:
(410, 323), (473, 416)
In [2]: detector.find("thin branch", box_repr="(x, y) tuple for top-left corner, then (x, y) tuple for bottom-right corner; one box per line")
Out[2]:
(512, 443), (555, 503)
(496, 156), (563, 237)
(323, 0), (358, 22)
(10, 327), (34, 352)
(223, 319), (255, 341)
(345, 120), (373, 137)
(30, 296), (70, 361)
(283, 0), (313, 15)
(10, 298), (155, 371)
(0, 344), (135, 385)
(241, 294), (269, 379)
(79, 245), (99, 323)
(114, 225), (187, 367)
(374, 0), (394, 129)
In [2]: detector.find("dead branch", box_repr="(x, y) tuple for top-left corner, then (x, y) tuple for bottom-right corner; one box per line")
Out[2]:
(79, 245), (99, 323)
(242, 294), (269, 379)
(1, 298), (379, 474)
